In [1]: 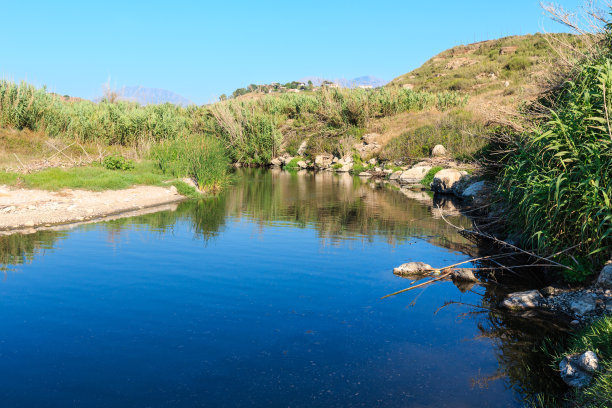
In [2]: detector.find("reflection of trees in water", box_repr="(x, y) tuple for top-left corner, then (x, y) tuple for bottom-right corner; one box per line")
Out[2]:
(438, 282), (569, 404)
(0, 169), (473, 268)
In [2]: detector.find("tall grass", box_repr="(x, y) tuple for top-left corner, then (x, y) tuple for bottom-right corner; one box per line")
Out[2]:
(499, 52), (612, 280)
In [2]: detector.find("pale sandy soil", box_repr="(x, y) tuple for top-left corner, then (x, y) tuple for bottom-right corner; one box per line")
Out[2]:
(0, 185), (186, 234)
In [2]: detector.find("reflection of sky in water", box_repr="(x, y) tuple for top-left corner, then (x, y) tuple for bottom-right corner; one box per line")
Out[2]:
(0, 170), (527, 407)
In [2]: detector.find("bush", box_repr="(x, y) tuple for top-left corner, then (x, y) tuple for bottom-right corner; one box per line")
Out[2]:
(102, 155), (134, 171)
(151, 135), (230, 192)
(499, 57), (612, 280)
(504, 56), (531, 71)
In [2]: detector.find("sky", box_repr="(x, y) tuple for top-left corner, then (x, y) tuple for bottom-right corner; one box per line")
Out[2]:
(0, 0), (587, 104)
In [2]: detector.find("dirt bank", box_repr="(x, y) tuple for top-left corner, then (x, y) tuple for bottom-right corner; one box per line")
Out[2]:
(0, 185), (187, 234)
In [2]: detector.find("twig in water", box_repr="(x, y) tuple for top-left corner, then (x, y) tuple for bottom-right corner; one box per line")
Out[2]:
(381, 272), (452, 299)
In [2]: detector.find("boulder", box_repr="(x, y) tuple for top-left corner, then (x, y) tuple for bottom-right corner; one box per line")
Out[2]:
(569, 293), (597, 316)
(501, 290), (544, 310)
(389, 171), (402, 181)
(451, 268), (479, 283)
(559, 351), (599, 388)
(353, 142), (381, 157)
(280, 156), (294, 166)
(399, 166), (432, 184)
(335, 164), (352, 172)
(270, 158), (282, 167)
(431, 144), (447, 157)
(461, 181), (488, 198)
(393, 262), (435, 276)
(596, 262), (612, 289)
(297, 160), (307, 169)
(362, 133), (379, 145)
(368, 158), (377, 165)
(314, 154), (333, 169)
(297, 140), (308, 156)
(431, 169), (467, 194)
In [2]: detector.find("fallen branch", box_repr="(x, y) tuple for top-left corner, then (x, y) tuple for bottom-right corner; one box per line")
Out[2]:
(381, 272), (452, 299)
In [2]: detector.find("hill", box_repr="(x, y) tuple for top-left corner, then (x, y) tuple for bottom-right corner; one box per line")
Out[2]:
(388, 33), (580, 98)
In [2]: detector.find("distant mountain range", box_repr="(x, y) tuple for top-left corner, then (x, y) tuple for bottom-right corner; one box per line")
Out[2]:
(99, 86), (193, 106)
(298, 76), (387, 88)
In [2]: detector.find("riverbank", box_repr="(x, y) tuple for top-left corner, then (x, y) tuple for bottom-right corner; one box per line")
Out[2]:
(0, 184), (187, 233)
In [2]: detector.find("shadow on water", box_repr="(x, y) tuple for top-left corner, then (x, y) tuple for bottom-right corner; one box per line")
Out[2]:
(0, 168), (571, 406)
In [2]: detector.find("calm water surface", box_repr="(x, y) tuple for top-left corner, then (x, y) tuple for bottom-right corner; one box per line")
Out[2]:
(0, 170), (558, 407)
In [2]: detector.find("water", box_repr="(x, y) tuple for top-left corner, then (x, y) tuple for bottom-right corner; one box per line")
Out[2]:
(0, 170), (560, 407)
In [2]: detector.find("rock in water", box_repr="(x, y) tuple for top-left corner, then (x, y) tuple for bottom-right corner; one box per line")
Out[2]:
(597, 262), (612, 289)
(399, 166), (432, 184)
(431, 169), (467, 193)
(501, 290), (544, 310)
(431, 144), (447, 157)
(393, 262), (435, 276)
(270, 158), (282, 167)
(451, 268), (479, 282)
(314, 154), (333, 169)
(559, 351), (599, 388)
(389, 171), (402, 181)
(297, 160), (307, 169)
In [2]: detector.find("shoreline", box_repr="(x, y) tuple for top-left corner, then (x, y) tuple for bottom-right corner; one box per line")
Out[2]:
(0, 184), (187, 234)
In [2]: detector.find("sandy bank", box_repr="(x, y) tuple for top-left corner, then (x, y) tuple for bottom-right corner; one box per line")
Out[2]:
(0, 185), (187, 234)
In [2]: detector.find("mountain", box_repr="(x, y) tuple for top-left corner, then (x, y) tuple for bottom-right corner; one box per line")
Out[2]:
(298, 76), (387, 88)
(111, 86), (193, 106)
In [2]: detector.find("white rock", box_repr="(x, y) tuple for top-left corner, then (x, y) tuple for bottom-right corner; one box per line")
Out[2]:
(431, 169), (468, 194)
(451, 268), (479, 282)
(431, 144), (447, 157)
(569, 294), (597, 315)
(368, 158), (377, 165)
(399, 166), (432, 184)
(297, 140), (308, 155)
(362, 133), (379, 145)
(358, 172), (371, 177)
(297, 160), (307, 169)
(501, 290), (543, 309)
(393, 262), (435, 276)
(560, 351), (599, 388)
(462, 181), (488, 198)
(270, 158), (282, 166)
(389, 171), (402, 180)
(314, 154), (333, 169)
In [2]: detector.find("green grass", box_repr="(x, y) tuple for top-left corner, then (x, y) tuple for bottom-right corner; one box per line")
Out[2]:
(285, 157), (304, 169)
(421, 166), (443, 186)
(0, 162), (169, 191)
(551, 316), (612, 407)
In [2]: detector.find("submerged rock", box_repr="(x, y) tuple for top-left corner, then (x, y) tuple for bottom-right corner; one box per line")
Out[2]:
(393, 262), (435, 276)
(559, 351), (599, 388)
(501, 290), (544, 310)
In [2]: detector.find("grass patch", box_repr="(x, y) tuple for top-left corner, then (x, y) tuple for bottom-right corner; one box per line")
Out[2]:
(421, 166), (443, 186)
(284, 157), (304, 169)
(0, 161), (168, 191)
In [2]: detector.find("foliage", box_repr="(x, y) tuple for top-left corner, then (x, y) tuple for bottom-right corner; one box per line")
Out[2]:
(102, 155), (134, 171)
(381, 109), (487, 161)
(498, 57), (612, 280)
(421, 166), (443, 186)
(150, 135), (230, 192)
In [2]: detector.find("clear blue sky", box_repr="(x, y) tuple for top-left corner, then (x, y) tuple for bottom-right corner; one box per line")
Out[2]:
(1, 0), (585, 104)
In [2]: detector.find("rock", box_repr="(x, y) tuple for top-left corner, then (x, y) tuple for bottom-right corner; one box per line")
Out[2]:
(596, 263), (612, 289)
(332, 156), (339, 163)
(461, 181), (488, 198)
(389, 171), (402, 181)
(431, 169), (468, 194)
(362, 133), (379, 145)
(431, 144), (447, 157)
(540, 286), (557, 297)
(560, 351), (599, 388)
(569, 293), (597, 315)
(393, 262), (435, 276)
(451, 268), (479, 282)
(399, 166), (432, 184)
(358, 172), (371, 177)
(571, 320), (580, 325)
(297, 160), (307, 169)
(335, 164), (351, 172)
(368, 158), (377, 165)
(501, 290), (544, 310)
(270, 158), (282, 167)
(169, 185), (178, 194)
(297, 140), (308, 156)
(314, 154), (333, 169)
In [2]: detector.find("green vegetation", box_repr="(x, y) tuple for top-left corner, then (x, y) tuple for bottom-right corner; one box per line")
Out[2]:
(102, 155), (134, 171)
(381, 109), (487, 161)
(550, 316), (612, 407)
(150, 135), (230, 192)
(420, 166), (443, 187)
(388, 33), (583, 95)
(498, 53), (612, 281)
